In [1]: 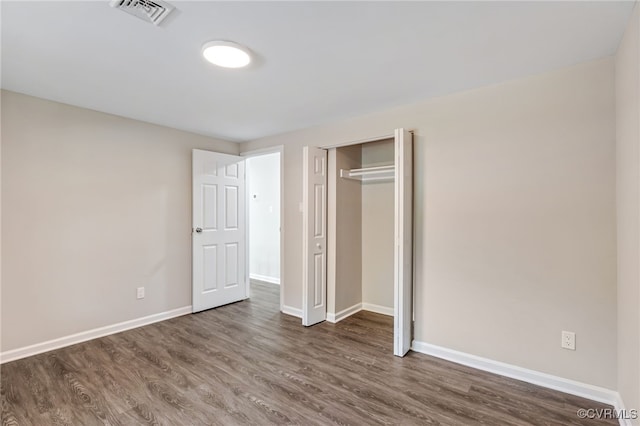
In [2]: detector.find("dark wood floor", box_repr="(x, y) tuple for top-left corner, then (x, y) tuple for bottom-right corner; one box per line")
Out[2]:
(2, 280), (616, 425)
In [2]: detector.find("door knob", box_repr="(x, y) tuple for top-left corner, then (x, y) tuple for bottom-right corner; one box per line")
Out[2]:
(316, 243), (321, 249)
(195, 227), (203, 233)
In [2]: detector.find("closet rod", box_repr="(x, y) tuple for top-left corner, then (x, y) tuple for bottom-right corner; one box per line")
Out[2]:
(340, 164), (395, 182)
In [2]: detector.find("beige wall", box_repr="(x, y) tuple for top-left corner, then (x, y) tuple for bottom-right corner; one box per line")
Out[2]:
(331, 145), (362, 313)
(361, 181), (394, 310)
(616, 3), (640, 418)
(361, 140), (394, 310)
(241, 58), (617, 389)
(361, 138), (394, 167)
(1, 90), (238, 352)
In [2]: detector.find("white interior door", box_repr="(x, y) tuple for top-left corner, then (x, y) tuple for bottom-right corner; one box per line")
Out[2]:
(192, 149), (246, 313)
(394, 128), (413, 356)
(302, 146), (328, 326)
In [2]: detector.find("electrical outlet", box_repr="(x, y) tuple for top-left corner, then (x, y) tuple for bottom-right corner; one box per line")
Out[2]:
(137, 287), (145, 299)
(561, 331), (575, 350)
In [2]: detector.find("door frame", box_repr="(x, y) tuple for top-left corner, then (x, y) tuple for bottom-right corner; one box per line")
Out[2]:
(240, 145), (285, 313)
(319, 129), (415, 355)
(321, 133), (395, 150)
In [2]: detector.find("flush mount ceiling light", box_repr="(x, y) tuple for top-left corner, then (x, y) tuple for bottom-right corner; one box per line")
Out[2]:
(202, 41), (251, 68)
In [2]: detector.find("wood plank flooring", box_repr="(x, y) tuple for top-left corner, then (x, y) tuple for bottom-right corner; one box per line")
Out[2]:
(2, 280), (617, 425)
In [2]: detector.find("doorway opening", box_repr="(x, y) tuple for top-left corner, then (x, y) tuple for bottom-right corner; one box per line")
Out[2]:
(246, 151), (282, 313)
(330, 138), (396, 320)
(191, 148), (283, 315)
(302, 129), (413, 356)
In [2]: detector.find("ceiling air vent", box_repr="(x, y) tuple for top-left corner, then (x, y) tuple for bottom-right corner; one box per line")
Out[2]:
(110, 0), (175, 26)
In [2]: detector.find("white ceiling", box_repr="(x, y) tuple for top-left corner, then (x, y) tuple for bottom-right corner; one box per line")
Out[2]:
(1, 1), (635, 142)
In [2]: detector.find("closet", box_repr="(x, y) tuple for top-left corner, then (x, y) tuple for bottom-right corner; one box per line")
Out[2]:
(302, 128), (412, 356)
(328, 139), (395, 321)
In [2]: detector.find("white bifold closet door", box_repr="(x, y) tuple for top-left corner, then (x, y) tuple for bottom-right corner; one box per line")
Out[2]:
(394, 128), (413, 357)
(302, 146), (328, 326)
(192, 149), (247, 313)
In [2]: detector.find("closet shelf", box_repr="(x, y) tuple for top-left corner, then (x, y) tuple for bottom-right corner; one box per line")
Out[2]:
(340, 164), (395, 182)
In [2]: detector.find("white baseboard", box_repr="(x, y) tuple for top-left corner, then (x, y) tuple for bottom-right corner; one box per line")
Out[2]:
(411, 341), (621, 408)
(362, 303), (394, 317)
(282, 305), (302, 318)
(1, 306), (192, 364)
(327, 303), (362, 323)
(250, 273), (280, 285)
(612, 393), (635, 426)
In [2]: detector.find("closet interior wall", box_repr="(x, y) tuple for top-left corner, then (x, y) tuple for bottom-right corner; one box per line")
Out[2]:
(329, 144), (362, 314)
(361, 140), (394, 313)
(329, 138), (394, 318)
